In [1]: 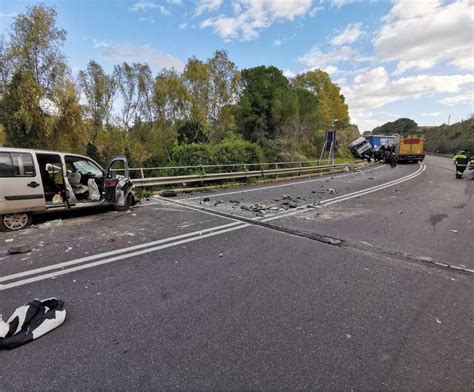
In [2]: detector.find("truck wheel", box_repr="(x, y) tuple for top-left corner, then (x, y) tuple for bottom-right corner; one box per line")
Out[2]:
(0, 213), (33, 232)
(113, 193), (133, 212)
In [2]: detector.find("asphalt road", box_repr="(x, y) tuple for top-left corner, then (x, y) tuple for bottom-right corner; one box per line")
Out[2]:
(0, 155), (473, 391)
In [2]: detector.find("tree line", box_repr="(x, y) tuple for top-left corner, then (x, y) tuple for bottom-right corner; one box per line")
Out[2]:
(364, 116), (474, 154)
(0, 4), (359, 168)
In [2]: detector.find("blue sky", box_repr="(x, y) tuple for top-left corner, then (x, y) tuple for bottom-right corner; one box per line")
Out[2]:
(1, 0), (473, 132)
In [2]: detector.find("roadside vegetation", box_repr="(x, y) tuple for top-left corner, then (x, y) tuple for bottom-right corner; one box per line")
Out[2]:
(364, 117), (474, 155)
(0, 4), (359, 169)
(421, 118), (474, 154)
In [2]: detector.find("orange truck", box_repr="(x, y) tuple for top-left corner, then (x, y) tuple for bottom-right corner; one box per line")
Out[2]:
(396, 134), (426, 163)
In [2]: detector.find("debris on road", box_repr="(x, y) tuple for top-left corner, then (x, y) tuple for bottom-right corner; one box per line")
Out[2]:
(8, 245), (32, 254)
(328, 188), (336, 194)
(5, 239), (14, 243)
(0, 298), (66, 350)
(40, 219), (64, 228)
(107, 237), (116, 243)
(160, 190), (177, 197)
(241, 203), (274, 215)
(450, 229), (458, 233)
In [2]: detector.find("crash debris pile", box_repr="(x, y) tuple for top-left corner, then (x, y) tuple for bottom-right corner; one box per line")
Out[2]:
(200, 193), (329, 217)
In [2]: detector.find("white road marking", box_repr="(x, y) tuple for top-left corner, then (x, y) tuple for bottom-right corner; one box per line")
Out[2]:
(262, 163), (425, 221)
(184, 164), (384, 200)
(0, 221), (242, 284)
(172, 163), (426, 224)
(0, 162), (430, 290)
(0, 223), (250, 291)
(320, 163), (426, 207)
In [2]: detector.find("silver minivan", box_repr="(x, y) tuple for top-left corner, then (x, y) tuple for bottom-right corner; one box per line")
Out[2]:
(0, 147), (136, 231)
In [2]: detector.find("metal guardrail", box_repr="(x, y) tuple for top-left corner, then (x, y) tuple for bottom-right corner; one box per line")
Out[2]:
(129, 160), (365, 187)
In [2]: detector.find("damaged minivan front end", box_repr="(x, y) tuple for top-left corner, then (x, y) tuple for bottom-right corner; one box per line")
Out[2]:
(0, 148), (137, 231)
(104, 156), (137, 211)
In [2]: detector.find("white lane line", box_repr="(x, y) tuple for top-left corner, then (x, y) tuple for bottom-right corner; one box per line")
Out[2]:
(0, 223), (250, 291)
(319, 163), (425, 205)
(169, 163), (425, 224)
(0, 221), (242, 283)
(262, 163), (425, 220)
(321, 163), (426, 207)
(184, 164), (384, 200)
(0, 163), (426, 290)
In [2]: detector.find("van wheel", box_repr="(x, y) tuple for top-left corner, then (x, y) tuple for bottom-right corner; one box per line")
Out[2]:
(0, 213), (33, 232)
(113, 193), (133, 212)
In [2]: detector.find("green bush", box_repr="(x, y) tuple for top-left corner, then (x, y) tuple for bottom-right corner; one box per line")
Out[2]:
(209, 136), (264, 170)
(171, 143), (212, 166)
(169, 136), (266, 174)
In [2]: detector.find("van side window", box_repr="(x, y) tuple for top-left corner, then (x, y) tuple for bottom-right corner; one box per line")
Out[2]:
(0, 152), (15, 177)
(11, 153), (36, 176)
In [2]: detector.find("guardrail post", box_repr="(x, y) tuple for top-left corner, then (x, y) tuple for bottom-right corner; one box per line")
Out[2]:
(140, 168), (145, 179)
(298, 161), (302, 176)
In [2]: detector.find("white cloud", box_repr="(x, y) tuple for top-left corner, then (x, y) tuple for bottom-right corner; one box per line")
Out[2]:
(200, 0), (313, 40)
(178, 23), (187, 29)
(195, 0), (223, 16)
(93, 39), (111, 48)
(283, 69), (296, 78)
(129, 1), (169, 14)
(394, 60), (436, 75)
(102, 43), (185, 72)
(273, 39), (283, 46)
(342, 67), (474, 130)
(330, 0), (354, 8)
(438, 90), (474, 106)
(349, 110), (391, 133)
(298, 45), (364, 74)
(374, 0), (474, 74)
(309, 5), (323, 17)
(345, 67), (474, 110)
(330, 22), (365, 46)
(422, 112), (441, 117)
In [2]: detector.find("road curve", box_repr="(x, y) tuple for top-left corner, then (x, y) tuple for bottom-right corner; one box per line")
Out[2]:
(0, 155), (472, 391)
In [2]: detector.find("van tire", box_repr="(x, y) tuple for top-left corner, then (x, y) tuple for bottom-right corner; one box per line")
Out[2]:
(0, 213), (33, 232)
(113, 193), (133, 212)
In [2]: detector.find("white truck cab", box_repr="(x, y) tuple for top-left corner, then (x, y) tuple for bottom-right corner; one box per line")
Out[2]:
(0, 147), (136, 231)
(348, 137), (373, 160)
